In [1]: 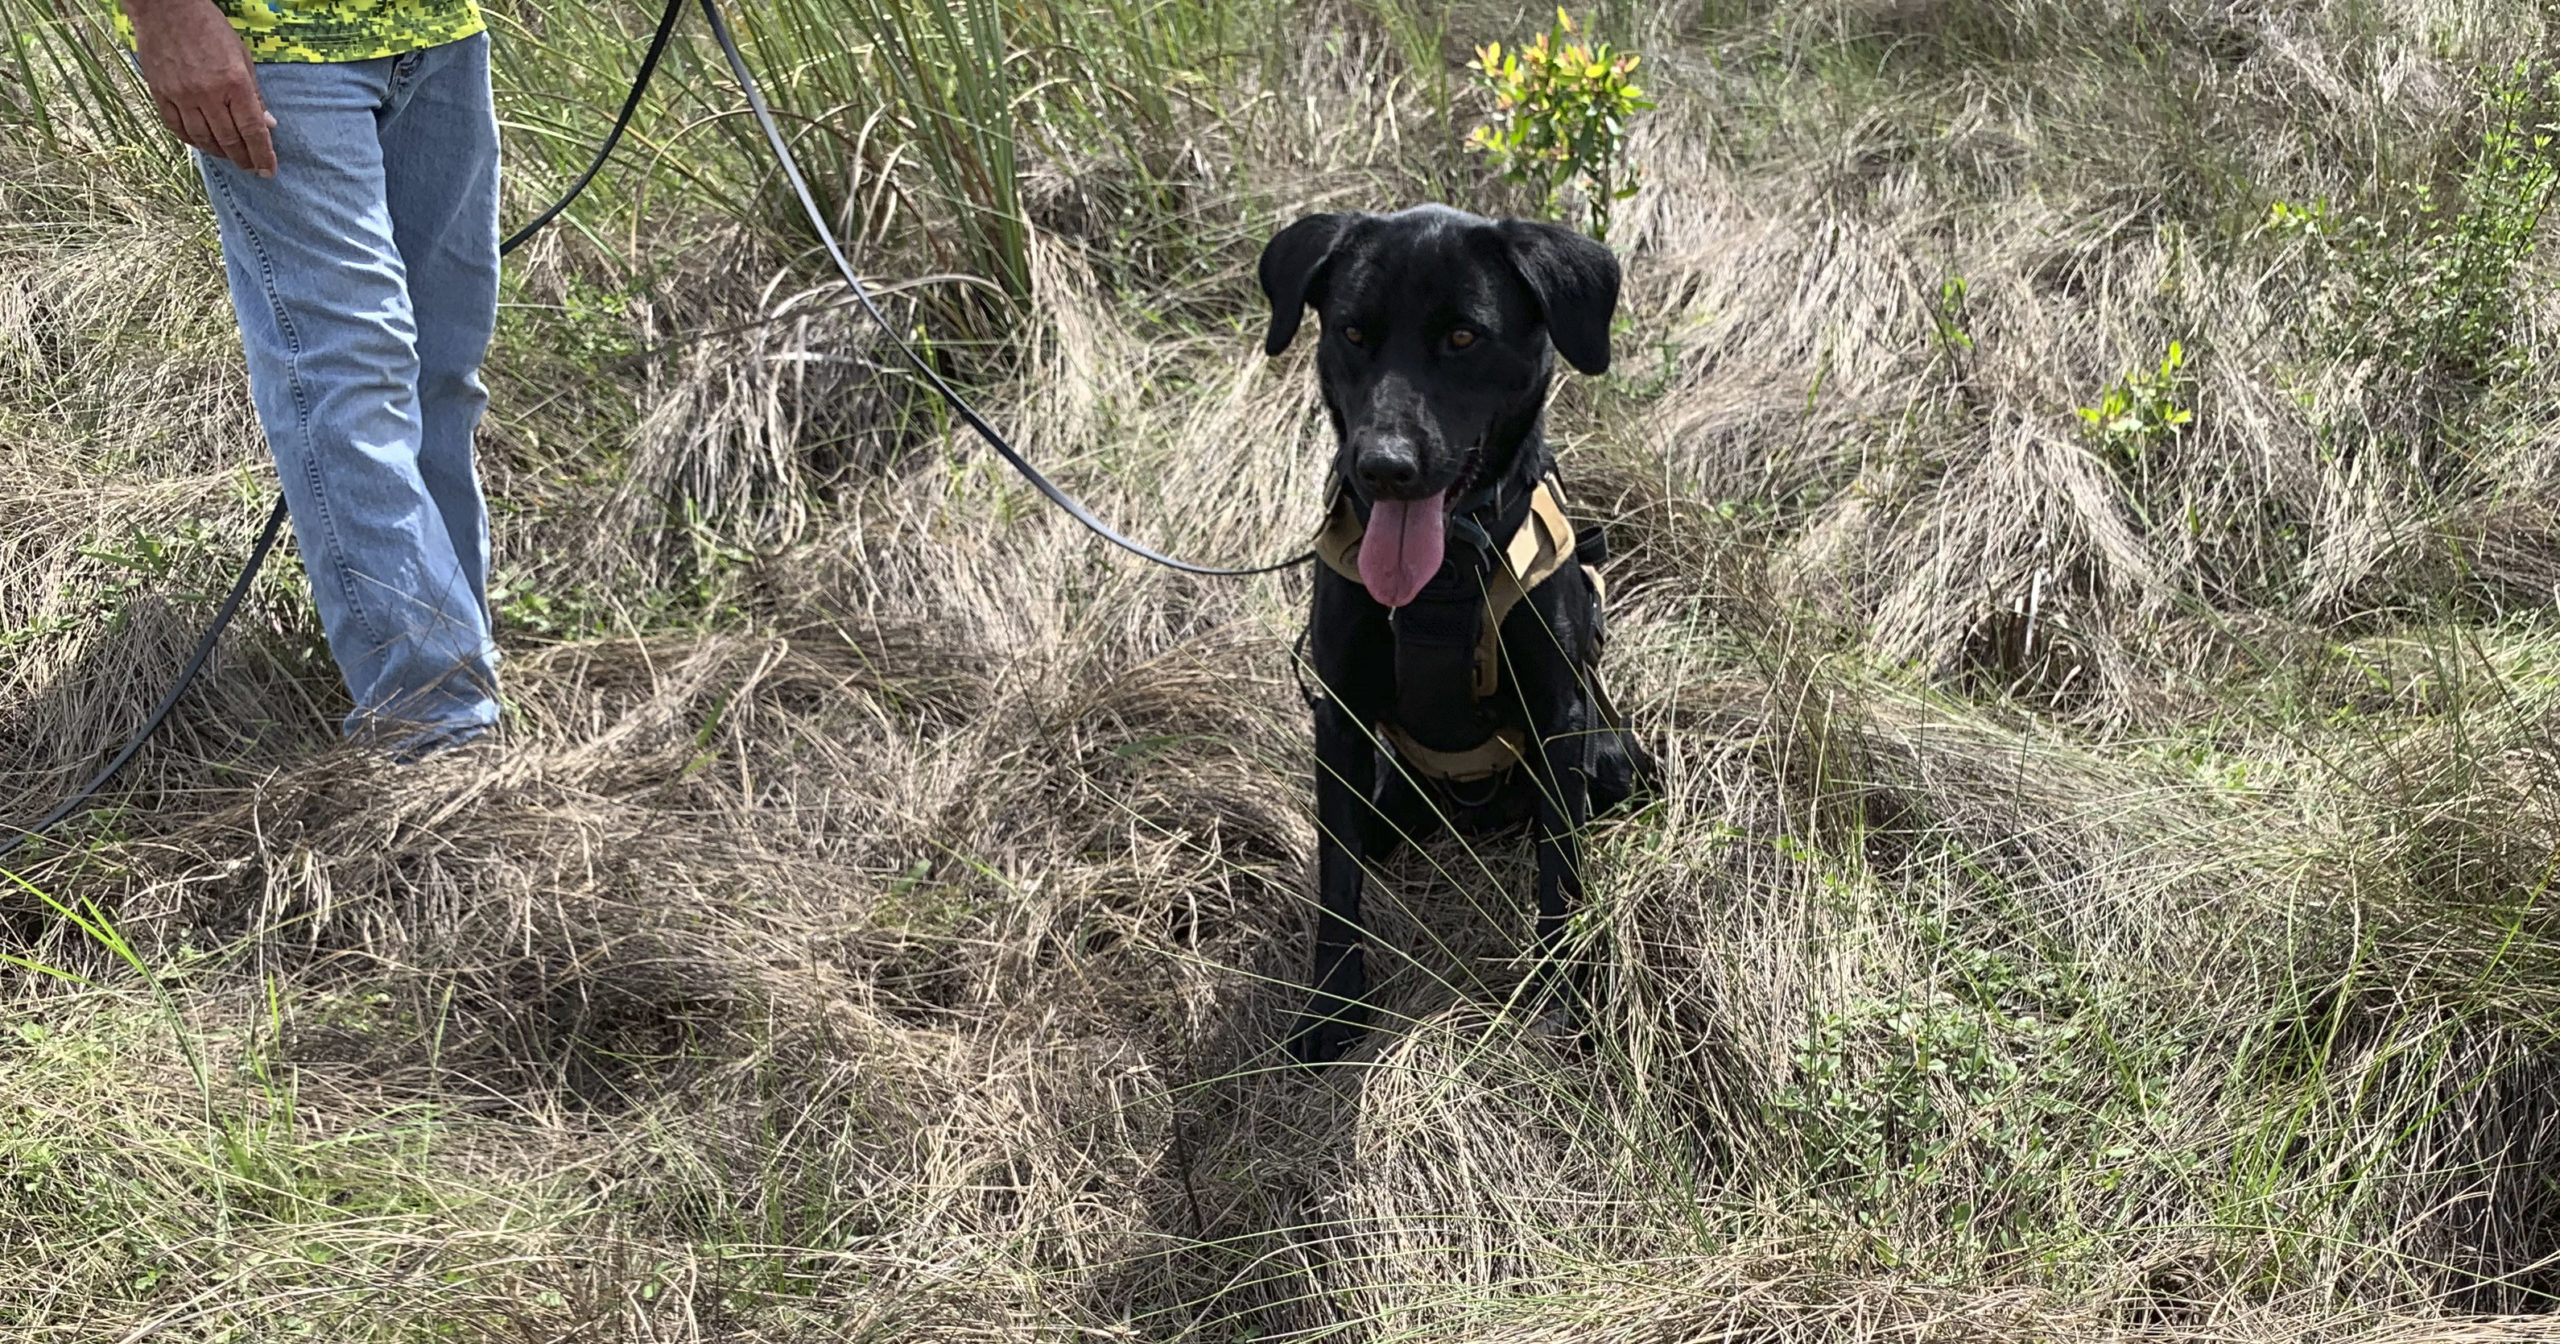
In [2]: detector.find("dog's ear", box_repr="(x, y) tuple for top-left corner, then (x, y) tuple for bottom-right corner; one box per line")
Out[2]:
(1498, 220), (1620, 375)
(1258, 212), (1351, 356)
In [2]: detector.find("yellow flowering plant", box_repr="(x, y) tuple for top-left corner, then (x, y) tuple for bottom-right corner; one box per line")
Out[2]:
(1466, 9), (1651, 241)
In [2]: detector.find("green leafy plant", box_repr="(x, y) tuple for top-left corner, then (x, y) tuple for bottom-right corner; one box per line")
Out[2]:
(2268, 61), (2560, 388)
(1930, 275), (1974, 357)
(491, 574), (618, 641)
(1767, 913), (2162, 1249)
(1466, 9), (1652, 241)
(1775, 979), (2083, 1237)
(2077, 340), (2194, 464)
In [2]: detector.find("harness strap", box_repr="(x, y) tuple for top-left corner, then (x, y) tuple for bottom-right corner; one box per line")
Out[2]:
(1379, 723), (1525, 783)
(1481, 482), (1575, 696)
(1311, 490), (1366, 584)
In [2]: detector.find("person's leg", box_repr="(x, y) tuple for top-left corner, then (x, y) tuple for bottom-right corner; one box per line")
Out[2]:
(196, 55), (499, 753)
(380, 33), (500, 629)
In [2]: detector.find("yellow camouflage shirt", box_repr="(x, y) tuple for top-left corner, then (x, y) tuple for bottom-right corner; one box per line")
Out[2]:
(117, 0), (485, 63)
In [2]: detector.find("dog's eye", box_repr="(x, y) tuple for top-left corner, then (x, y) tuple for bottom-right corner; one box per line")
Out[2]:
(1340, 325), (1366, 345)
(1448, 329), (1477, 349)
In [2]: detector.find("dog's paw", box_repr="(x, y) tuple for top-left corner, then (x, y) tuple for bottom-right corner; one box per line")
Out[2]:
(1527, 959), (1600, 1035)
(1287, 945), (1369, 1065)
(1286, 990), (1371, 1066)
(1528, 1000), (1581, 1044)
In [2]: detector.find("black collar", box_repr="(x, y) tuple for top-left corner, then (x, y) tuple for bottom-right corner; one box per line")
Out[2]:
(1449, 447), (1548, 556)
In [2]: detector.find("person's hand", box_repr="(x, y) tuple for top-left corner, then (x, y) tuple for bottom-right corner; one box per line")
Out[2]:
(124, 0), (276, 177)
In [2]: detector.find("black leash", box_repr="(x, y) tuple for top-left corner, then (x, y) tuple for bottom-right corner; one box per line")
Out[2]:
(2, 0), (1309, 867)
(0, 496), (291, 868)
(693, 0), (1312, 578)
(499, 0), (688, 256)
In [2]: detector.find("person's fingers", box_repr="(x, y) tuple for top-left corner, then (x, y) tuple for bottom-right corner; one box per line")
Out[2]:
(232, 81), (277, 177)
(151, 94), (187, 142)
(177, 102), (219, 158)
(205, 99), (256, 173)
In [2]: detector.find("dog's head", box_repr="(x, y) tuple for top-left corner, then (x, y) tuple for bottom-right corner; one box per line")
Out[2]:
(1258, 205), (1618, 607)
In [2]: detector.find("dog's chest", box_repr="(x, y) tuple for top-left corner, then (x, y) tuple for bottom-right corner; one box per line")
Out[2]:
(1311, 480), (1580, 786)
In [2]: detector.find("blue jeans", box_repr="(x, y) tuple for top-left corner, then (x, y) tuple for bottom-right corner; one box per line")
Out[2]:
(196, 33), (501, 754)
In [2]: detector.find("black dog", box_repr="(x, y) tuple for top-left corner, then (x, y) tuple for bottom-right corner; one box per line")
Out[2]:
(1259, 204), (1650, 1063)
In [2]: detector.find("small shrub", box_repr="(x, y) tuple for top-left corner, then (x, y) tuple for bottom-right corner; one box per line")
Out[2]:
(2269, 61), (2560, 390)
(1466, 9), (1651, 241)
(2076, 340), (2195, 469)
(1774, 966), (2091, 1243)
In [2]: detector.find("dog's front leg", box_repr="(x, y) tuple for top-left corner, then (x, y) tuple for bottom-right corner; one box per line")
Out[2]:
(1527, 697), (1595, 1020)
(1290, 696), (1377, 1063)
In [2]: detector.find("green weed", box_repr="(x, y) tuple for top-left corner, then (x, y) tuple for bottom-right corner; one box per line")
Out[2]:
(1773, 914), (2116, 1252)
(2076, 340), (2194, 469)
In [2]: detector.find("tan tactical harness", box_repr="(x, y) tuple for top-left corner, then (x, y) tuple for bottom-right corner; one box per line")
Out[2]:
(1311, 478), (1591, 783)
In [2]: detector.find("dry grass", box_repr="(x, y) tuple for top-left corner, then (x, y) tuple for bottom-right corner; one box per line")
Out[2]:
(8, 0), (2560, 1337)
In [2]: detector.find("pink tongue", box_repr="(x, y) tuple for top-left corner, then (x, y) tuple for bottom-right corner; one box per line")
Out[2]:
(1358, 491), (1449, 608)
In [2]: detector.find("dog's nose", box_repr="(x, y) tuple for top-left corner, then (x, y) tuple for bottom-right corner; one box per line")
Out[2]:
(1357, 443), (1423, 498)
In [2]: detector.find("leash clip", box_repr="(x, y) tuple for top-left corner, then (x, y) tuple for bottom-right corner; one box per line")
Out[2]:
(1448, 512), (1496, 554)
